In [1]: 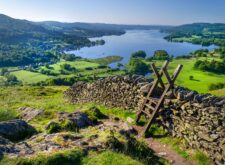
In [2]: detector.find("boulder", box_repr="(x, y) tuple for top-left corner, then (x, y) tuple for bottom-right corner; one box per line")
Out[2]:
(0, 120), (36, 141)
(57, 111), (93, 128)
(45, 111), (93, 133)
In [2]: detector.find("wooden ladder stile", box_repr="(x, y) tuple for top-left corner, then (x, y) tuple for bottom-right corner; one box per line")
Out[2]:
(135, 61), (169, 123)
(135, 61), (183, 137)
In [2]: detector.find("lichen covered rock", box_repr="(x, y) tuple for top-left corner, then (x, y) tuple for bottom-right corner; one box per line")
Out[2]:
(18, 107), (44, 122)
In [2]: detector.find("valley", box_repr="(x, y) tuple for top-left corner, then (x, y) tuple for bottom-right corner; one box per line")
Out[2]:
(0, 10), (225, 165)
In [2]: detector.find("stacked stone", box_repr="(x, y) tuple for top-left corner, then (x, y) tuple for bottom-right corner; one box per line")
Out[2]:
(65, 76), (225, 164)
(65, 75), (152, 110)
(162, 87), (225, 165)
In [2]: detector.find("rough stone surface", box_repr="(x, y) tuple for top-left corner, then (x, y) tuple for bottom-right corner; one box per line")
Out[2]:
(57, 111), (93, 128)
(0, 120), (36, 142)
(0, 136), (18, 157)
(65, 75), (153, 110)
(1, 120), (137, 158)
(160, 87), (225, 165)
(65, 75), (225, 165)
(18, 107), (44, 121)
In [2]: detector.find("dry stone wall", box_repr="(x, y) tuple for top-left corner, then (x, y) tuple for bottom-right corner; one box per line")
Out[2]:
(158, 87), (225, 165)
(65, 75), (153, 110)
(65, 75), (225, 164)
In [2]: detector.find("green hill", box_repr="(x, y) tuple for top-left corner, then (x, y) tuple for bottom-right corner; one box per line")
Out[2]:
(164, 23), (225, 46)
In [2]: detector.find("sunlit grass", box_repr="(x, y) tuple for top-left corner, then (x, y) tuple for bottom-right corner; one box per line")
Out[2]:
(151, 57), (225, 95)
(83, 151), (144, 165)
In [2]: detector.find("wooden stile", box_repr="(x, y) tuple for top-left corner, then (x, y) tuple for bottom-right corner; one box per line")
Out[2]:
(136, 60), (183, 136)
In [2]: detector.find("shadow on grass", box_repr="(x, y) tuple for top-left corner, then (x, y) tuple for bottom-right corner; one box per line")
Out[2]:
(0, 153), (3, 162)
(136, 120), (169, 138)
(146, 124), (169, 138)
(107, 135), (166, 165)
(17, 149), (85, 165)
(190, 79), (200, 82)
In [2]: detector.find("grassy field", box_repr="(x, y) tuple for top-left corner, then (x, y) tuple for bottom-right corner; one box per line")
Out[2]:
(43, 60), (100, 72)
(0, 149), (144, 165)
(1, 150), (146, 165)
(5, 54), (225, 96)
(0, 86), (134, 129)
(152, 58), (225, 95)
(9, 59), (125, 85)
(83, 151), (144, 165)
(12, 70), (52, 84)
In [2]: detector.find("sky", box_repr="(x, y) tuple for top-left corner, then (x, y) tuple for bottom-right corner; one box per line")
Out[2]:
(0, 0), (225, 25)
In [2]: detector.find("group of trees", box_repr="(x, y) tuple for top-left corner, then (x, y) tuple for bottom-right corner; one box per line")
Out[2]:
(0, 68), (20, 85)
(153, 50), (170, 60)
(60, 64), (76, 72)
(215, 47), (225, 59)
(126, 50), (172, 75)
(209, 83), (225, 91)
(193, 49), (209, 57)
(0, 43), (59, 67)
(146, 50), (171, 61)
(126, 51), (150, 75)
(194, 59), (225, 74)
(61, 54), (82, 61)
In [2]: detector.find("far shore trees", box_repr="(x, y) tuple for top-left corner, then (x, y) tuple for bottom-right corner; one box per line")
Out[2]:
(131, 50), (147, 58)
(194, 59), (225, 74)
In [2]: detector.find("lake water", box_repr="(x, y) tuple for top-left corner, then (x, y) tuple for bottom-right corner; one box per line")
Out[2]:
(69, 30), (217, 67)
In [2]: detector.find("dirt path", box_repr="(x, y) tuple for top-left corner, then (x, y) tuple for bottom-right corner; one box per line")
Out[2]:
(133, 126), (193, 165)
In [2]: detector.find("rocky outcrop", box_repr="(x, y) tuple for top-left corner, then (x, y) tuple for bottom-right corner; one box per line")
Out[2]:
(0, 120), (36, 142)
(65, 75), (225, 164)
(18, 107), (44, 122)
(0, 136), (17, 157)
(57, 111), (93, 128)
(1, 119), (137, 158)
(45, 111), (93, 133)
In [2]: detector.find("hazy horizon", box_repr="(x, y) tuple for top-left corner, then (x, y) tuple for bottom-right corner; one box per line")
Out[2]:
(0, 0), (225, 25)
(1, 12), (225, 27)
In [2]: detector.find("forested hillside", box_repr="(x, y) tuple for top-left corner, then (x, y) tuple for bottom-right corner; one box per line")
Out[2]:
(0, 14), (125, 67)
(164, 23), (225, 46)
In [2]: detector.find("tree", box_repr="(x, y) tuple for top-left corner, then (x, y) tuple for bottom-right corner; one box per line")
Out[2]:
(153, 50), (169, 60)
(60, 64), (76, 72)
(0, 68), (8, 76)
(126, 57), (150, 75)
(5, 73), (20, 85)
(131, 50), (147, 59)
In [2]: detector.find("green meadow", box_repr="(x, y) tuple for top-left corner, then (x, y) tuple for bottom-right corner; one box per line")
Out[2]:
(40, 60), (100, 73)
(153, 58), (225, 96)
(7, 57), (225, 96)
(9, 58), (125, 85)
(12, 70), (52, 84)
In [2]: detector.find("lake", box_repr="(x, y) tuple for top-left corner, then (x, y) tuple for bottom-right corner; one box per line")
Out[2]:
(68, 30), (217, 67)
